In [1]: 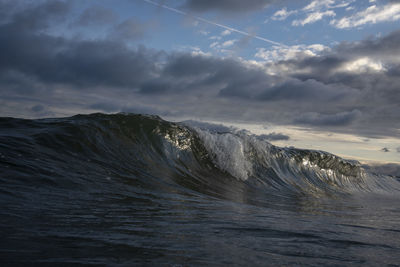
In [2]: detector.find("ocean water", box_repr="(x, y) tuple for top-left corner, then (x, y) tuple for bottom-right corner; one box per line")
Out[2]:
(1, 113), (399, 266)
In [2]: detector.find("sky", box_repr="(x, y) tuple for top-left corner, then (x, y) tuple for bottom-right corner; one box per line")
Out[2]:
(0, 0), (399, 164)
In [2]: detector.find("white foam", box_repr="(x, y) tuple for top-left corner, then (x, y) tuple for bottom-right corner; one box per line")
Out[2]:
(195, 129), (253, 180)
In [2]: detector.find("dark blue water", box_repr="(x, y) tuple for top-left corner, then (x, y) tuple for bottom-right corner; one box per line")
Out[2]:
(1, 113), (399, 266)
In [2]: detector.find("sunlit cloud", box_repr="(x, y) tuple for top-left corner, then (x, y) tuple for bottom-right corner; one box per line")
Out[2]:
(332, 2), (400, 28)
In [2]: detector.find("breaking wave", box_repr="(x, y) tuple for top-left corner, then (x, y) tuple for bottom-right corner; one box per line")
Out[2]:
(1, 113), (398, 205)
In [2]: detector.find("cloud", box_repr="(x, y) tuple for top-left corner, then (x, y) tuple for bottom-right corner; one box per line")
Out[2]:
(288, 0), (354, 27)
(292, 10), (336, 26)
(89, 102), (121, 112)
(222, 39), (237, 47)
(255, 78), (357, 102)
(183, 0), (274, 13)
(5, 0), (71, 32)
(264, 30), (400, 136)
(144, 0), (284, 46)
(286, 0), (355, 28)
(268, 28), (400, 87)
(0, 2), (160, 90)
(221, 29), (231, 36)
(0, 31), (159, 89)
(1, 1), (400, 140)
(271, 8), (297, 21)
(210, 42), (219, 48)
(31, 104), (44, 113)
(294, 110), (361, 126)
(209, 35), (222, 40)
(303, 0), (353, 11)
(255, 44), (329, 62)
(198, 30), (210, 36)
(331, 2), (400, 28)
(303, 0), (335, 11)
(74, 6), (148, 41)
(75, 5), (118, 26)
(109, 18), (149, 41)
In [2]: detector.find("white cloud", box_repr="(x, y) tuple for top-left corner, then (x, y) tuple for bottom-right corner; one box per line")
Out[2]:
(255, 44), (329, 63)
(221, 29), (231, 36)
(303, 0), (335, 11)
(292, 10), (336, 26)
(303, 0), (352, 11)
(288, 0), (352, 27)
(198, 30), (210, 36)
(339, 57), (385, 73)
(332, 3), (400, 28)
(222, 39), (237, 47)
(209, 35), (222, 40)
(271, 7), (297, 21)
(191, 50), (212, 57)
(210, 42), (219, 48)
(331, 0), (354, 9)
(177, 46), (212, 57)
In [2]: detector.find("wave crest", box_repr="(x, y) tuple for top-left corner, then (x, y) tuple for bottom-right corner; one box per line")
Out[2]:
(1, 113), (399, 201)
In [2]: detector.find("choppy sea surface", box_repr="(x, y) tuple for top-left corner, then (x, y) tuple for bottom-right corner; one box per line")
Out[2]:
(1, 113), (400, 266)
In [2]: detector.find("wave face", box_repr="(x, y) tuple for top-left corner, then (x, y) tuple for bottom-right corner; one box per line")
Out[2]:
(1, 113), (400, 266)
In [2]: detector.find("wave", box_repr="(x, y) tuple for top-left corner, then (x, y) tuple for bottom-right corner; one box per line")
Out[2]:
(0, 113), (398, 204)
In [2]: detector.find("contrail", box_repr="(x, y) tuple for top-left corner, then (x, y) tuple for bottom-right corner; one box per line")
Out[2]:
(143, 0), (286, 47)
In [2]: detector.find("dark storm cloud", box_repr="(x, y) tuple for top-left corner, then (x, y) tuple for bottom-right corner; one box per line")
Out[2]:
(272, 29), (400, 75)
(31, 104), (44, 112)
(332, 29), (400, 60)
(257, 79), (355, 102)
(0, 1), (159, 91)
(89, 102), (121, 112)
(158, 53), (352, 103)
(274, 30), (400, 95)
(0, 0), (18, 24)
(110, 18), (148, 41)
(0, 26), (159, 90)
(183, 0), (275, 13)
(7, 0), (70, 32)
(1, 0), (399, 139)
(141, 53), (279, 96)
(294, 110), (361, 126)
(143, 53), (359, 112)
(0, 31), (159, 89)
(263, 30), (400, 136)
(74, 4), (151, 41)
(75, 5), (118, 26)
(140, 53), (353, 106)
